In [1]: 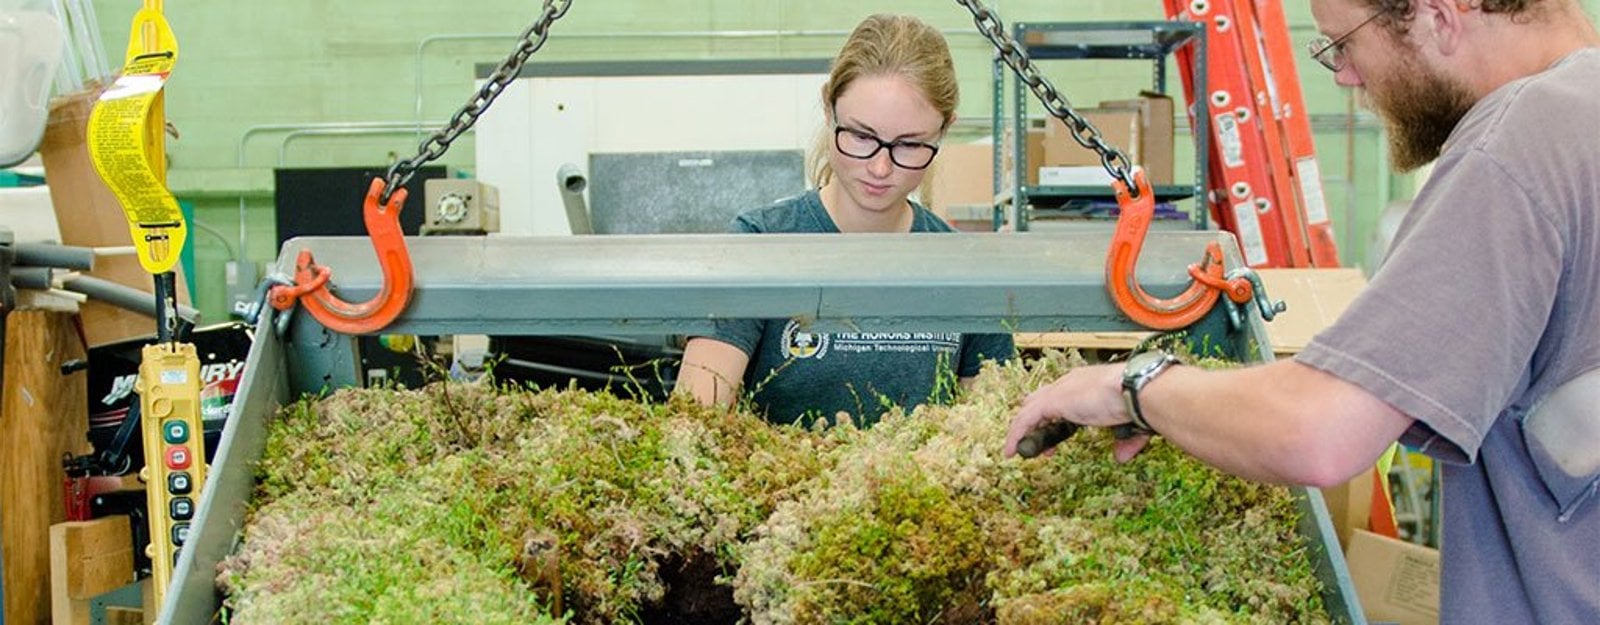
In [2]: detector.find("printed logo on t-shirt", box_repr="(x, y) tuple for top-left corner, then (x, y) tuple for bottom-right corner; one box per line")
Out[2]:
(781, 320), (961, 361)
(832, 332), (961, 355)
(782, 320), (830, 359)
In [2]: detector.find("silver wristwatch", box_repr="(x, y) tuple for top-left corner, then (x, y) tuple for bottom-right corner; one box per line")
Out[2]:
(1121, 351), (1181, 434)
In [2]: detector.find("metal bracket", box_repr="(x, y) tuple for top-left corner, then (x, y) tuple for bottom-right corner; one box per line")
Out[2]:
(89, 581), (145, 625)
(1218, 267), (1287, 331)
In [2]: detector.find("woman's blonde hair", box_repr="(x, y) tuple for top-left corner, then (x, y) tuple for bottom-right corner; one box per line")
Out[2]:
(808, 14), (959, 193)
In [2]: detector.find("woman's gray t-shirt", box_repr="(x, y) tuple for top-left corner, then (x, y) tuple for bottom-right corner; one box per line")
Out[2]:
(703, 190), (1014, 426)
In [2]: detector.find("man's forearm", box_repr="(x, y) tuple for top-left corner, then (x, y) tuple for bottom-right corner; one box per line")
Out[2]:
(1138, 360), (1411, 487)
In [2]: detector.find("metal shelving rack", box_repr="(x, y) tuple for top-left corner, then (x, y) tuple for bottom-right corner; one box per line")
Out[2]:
(991, 21), (1209, 231)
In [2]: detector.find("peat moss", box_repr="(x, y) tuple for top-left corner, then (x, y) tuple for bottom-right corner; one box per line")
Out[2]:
(221, 352), (1329, 624)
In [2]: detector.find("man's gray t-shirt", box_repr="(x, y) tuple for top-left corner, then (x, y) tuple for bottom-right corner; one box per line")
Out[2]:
(704, 190), (1014, 426)
(1297, 49), (1600, 622)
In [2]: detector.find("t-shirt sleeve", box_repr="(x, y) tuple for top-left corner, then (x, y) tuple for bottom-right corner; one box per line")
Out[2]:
(959, 332), (1015, 377)
(728, 212), (764, 234)
(703, 319), (764, 357)
(1294, 148), (1562, 464)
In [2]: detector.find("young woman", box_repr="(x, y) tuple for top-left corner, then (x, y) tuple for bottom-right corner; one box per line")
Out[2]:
(675, 13), (1014, 426)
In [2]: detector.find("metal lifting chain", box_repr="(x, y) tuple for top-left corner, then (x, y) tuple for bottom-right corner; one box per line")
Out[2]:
(953, 0), (1140, 196)
(380, 0), (574, 204)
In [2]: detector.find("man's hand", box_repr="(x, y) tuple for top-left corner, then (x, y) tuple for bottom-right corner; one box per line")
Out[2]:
(1003, 363), (1152, 462)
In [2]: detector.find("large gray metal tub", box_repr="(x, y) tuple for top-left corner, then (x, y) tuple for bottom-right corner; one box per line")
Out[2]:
(161, 232), (1364, 624)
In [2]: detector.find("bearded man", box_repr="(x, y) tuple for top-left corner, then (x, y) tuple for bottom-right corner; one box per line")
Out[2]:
(1005, 1), (1600, 621)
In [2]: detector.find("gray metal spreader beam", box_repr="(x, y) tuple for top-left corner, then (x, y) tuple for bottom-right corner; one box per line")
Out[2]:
(274, 232), (1269, 395)
(273, 232), (1245, 336)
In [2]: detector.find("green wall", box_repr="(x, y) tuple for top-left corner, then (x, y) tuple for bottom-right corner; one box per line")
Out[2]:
(83, 0), (1599, 321)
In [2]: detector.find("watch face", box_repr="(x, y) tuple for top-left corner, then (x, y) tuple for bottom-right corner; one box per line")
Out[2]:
(1125, 351), (1169, 379)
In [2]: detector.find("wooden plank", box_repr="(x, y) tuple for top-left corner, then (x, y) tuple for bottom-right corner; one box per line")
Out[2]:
(1013, 269), (1368, 356)
(106, 608), (144, 625)
(142, 578), (156, 625)
(1014, 331), (1149, 351)
(60, 517), (134, 599)
(49, 530), (84, 625)
(14, 290), (82, 314)
(50, 517), (134, 625)
(2, 310), (91, 625)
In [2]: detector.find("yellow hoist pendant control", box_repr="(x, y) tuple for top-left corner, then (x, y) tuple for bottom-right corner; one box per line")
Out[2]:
(86, 3), (184, 274)
(136, 343), (206, 608)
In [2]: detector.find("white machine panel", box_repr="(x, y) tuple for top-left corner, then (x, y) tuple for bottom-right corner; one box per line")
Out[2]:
(473, 60), (830, 235)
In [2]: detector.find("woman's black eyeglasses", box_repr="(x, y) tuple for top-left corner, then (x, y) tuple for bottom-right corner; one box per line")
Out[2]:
(833, 126), (940, 170)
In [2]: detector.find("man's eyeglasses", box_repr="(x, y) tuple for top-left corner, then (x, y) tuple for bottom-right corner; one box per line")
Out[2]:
(833, 126), (940, 170)
(1306, 10), (1388, 72)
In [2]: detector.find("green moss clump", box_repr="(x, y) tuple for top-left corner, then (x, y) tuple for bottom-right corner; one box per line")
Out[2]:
(227, 382), (828, 623)
(223, 352), (1331, 624)
(776, 458), (990, 624)
(222, 461), (556, 624)
(733, 352), (1328, 625)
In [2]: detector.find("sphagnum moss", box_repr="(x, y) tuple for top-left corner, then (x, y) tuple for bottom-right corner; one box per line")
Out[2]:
(221, 353), (1329, 624)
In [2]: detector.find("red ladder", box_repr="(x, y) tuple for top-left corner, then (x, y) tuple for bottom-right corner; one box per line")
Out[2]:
(1165, 0), (1341, 268)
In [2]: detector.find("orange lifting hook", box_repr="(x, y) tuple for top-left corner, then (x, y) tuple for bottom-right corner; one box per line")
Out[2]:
(268, 178), (414, 334)
(1105, 170), (1255, 330)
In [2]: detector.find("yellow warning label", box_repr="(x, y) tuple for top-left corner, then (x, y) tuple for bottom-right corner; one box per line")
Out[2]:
(87, 7), (184, 274)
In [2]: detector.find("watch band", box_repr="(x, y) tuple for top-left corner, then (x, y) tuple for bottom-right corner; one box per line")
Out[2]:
(1122, 351), (1180, 435)
(1126, 390), (1157, 433)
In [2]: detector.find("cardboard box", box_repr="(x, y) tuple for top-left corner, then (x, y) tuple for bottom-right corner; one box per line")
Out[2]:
(1321, 465), (1376, 550)
(1257, 268), (1368, 354)
(1345, 529), (1440, 625)
(1101, 91), (1176, 185)
(1043, 109), (1141, 173)
(37, 87), (191, 347)
(1000, 121), (1046, 186)
(926, 141), (994, 218)
(1040, 92), (1176, 186)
